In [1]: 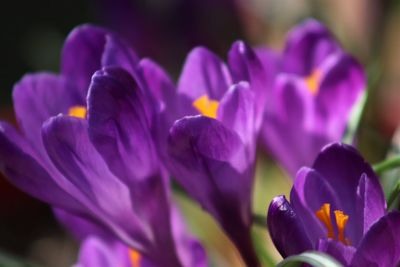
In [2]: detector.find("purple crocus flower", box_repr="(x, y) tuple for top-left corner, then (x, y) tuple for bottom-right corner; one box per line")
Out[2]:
(0, 25), (206, 267)
(268, 142), (400, 266)
(166, 43), (267, 267)
(258, 19), (366, 177)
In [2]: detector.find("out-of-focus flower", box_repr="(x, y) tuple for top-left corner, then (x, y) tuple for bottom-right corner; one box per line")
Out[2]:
(166, 43), (267, 267)
(0, 25), (206, 267)
(268, 142), (400, 266)
(258, 19), (366, 177)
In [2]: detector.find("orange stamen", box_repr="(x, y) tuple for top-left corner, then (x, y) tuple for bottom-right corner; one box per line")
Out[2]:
(128, 249), (141, 267)
(68, 106), (87, 118)
(315, 203), (335, 239)
(305, 69), (322, 95)
(192, 95), (219, 119)
(334, 210), (350, 245)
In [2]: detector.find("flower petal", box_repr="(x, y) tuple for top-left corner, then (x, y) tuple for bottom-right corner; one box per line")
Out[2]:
(283, 19), (340, 75)
(167, 116), (257, 265)
(267, 195), (313, 257)
(0, 122), (82, 212)
(218, 81), (256, 149)
(351, 212), (400, 267)
(261, 74), (325, 176)
(61, 24), (108, 96)
(12, 73), (79, 156)
(42, 115), (148, 250)
(87, 67), (159, 183)
(228, 41), (267, 128)
(290, 167), (340, 245)
(312, 143), (385, 245)
(177, 47), (232, 101)
(317, 239), (356, 266)
(314, 53), (366, 138)
(101, 34), (140, 76)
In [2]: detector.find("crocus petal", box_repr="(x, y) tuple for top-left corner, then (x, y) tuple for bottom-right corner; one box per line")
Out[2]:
(267, 195), (313, 258)
(0, 122), (83, 212)
(54, 208), (110, 242)
(87, 67), (158, 183)
(137, 59), (182, 157)
(317, 239), (356, 266)
(351, 212), (400, 267)
(101, 34), (140, 76)
(218, 81), (256, 149)
(12, 73), (80, 156)
(61, 24), (108, 97)
(177, 47), (232, 101)
(167, 116), (257, 265)
(228, 41), (267, 128)
(283, 19), (340, 75)
(261, 74), (325, 176)
(355, 174), (386, 245)
(290, 167), (341, 246)
(314, 53), (366, 138)
(168, 115), (249, 218)
(42, 115), (148, 251)
(312, 143), (385, 245)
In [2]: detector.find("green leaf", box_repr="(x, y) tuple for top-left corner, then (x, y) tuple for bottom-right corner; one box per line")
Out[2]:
(276, 251), (343, 267)
(342, 90), (368, 144)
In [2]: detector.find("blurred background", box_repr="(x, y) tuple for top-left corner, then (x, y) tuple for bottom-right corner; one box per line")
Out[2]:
(0, 0), (400, 266)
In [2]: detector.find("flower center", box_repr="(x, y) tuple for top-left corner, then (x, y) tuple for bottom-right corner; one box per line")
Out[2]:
(305, 69), (322, 95)
(192, 95), (219, 119)
(315, 203), (350, 245)
(128, 249), (141, 267)
(68, 106), (87, 118)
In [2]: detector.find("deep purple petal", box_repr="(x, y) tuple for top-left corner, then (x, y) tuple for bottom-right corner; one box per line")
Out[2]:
(290, 167), (340, 246)
(283, 19), (341, 75)
(317, 239), (356, 266)
(87, 67), (158, 183)
(42, 115), (149, 251)
(0, 121), (83, 213)
(12, 73), (79, 157)
(314, 53), (366, 138)
(218, 81), (256, 149)
(61, 24), (108, 97)
(267, 195), (313, 257)
(228, 41), (267, 128)
(351, 212), (400, 267)
(167, 116), (257, 266)
(177, 47), (232, 101)
(101, 34), (140, 76)
(54, 208), (110, 241)
(355, 174), (386, 245)
(313, 143), (385, 245)
(137, 59), (181, 159)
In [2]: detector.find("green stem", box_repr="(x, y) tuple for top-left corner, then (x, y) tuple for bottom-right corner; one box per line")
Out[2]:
(373, 156), (400, 175)
(387, 180), (400, 209)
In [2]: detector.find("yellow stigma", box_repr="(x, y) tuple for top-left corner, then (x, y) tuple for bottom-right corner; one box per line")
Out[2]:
(315, 203), (335, 239)
(68, 106), (87, 118)
(128, 249), (141, 267)
(192, 95), (219, 119)
(305, 69), (322, 95)
(334, 210), (350, 245)
(315, 203), (350, 245)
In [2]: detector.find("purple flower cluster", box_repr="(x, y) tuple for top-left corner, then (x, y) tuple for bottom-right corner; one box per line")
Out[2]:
(0, 18), (398, 267)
